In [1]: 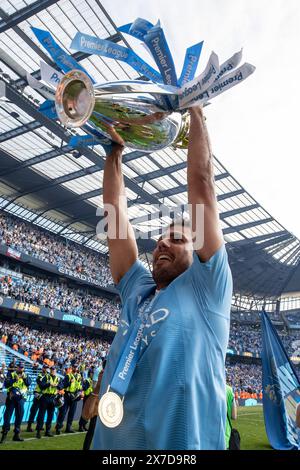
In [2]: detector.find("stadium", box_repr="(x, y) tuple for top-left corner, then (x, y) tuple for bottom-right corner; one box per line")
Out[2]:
(0, 0), (299, 454)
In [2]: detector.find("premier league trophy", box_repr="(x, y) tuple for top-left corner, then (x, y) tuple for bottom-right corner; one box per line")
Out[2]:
(55, 71), (190, 152)
(31, 18), (255, 153)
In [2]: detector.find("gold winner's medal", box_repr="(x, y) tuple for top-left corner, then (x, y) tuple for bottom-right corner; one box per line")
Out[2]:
(98, 388), (124, 428)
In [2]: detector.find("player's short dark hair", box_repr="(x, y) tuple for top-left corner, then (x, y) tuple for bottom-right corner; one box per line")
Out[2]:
(169, 217), (191, 230)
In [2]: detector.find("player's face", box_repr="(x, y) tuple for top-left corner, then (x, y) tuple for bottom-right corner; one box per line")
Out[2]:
(152, 225), (193, 288)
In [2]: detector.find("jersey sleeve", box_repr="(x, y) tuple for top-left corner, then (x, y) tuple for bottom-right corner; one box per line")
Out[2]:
(116, 260), (154, 305)
(186, 244), (233, 318)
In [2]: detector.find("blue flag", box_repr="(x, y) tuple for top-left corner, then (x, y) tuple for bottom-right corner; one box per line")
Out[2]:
(261, 311), (300, 450)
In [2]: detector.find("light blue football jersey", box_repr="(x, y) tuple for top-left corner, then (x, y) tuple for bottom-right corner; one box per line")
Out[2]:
(93, 245), (232, 450)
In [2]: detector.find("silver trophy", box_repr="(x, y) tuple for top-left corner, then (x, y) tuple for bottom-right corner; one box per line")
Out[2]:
(55, 69), (189, 152)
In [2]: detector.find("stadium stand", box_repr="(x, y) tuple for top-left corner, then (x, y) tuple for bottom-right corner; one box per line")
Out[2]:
(0, 319), (109, 371)
(0, 212), (113, 287)
(0, 270), (120, 324)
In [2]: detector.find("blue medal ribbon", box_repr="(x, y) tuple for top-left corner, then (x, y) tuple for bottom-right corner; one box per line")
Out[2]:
(31, 27), (95, 83)
(109, 289), (162, 397)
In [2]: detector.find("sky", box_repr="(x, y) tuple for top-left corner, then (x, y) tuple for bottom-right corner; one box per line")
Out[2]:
(101, 0), (300, 238)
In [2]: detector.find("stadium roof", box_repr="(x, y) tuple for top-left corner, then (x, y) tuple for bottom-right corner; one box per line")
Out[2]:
(0, 0), (300, 299)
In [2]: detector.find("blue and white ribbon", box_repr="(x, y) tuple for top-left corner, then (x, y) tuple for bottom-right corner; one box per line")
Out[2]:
(31, 27), (95, 83)
(26, 73), (56, 100)
(110, 291), (159, 397)
(40, 61), (63, 88)
(118, 18), (154, 41)
(38, 99), (57, 119)
(215, 49), (243, 82)
(144, 21), (178, 87)
(179, 62), (256, 109)
(178, 51), (219, 108)
(83, 123), (112, 145)
(70, 32), (163, 84)
(33, 20), (256, 126)
(69, 134), (109, 148)
(178, 42), (203, 87)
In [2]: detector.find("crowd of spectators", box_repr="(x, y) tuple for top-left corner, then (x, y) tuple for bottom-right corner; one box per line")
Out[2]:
(0, 318), (268, 394)
(0, 212), (113, 287)
(226, 362), (262, 394)
(1, 318), (299, 394)
(0, 273), (120, 325)
(0, 319), (109, 372)
(228, 323), (300, 358)
(285, 312), (300, 328)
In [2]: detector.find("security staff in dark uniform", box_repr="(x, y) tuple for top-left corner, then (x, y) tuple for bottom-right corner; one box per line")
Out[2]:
(0, 362), (31, 443)
(78, 368), (93, 432)
(55, 366), (78, 434)
(36, 366), (59, 438)
(27, 365), (49, 432)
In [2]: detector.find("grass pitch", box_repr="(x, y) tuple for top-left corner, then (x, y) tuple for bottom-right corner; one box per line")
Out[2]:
(235, 405), (271, 450)
(0, 406), (271, 450)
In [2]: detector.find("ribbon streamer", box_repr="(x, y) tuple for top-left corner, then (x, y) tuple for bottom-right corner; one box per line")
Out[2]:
(178, 42), (203, 87)
(144, 21), (178, 87)
(118, 18), (154, 40)
(178, 51), (219, 108)
(215, 49), (243, 82)
(69, 134), (109, 147)
(40, 61), (63, 88)
(70, 32), (163, 84)
(26, 73), (56, 100)
(31, 27), (95, 83)
(179, 62), (256, 109)
(38, 99), (57, 119)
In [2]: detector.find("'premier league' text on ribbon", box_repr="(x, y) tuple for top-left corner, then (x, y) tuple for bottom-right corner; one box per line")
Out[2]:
(178, 62), (255, 109)
(118, 323), (145, 381)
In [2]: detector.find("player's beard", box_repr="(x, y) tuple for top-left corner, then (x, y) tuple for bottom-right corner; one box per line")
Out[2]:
(152, 264), (179, 288)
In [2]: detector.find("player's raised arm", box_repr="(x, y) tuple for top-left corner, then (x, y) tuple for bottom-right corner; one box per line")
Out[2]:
(187, 106), (223, 261)
(103, 144), (138, 284)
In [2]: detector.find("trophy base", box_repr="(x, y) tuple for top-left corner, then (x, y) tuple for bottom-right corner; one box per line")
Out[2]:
(171, 113), (190, 150)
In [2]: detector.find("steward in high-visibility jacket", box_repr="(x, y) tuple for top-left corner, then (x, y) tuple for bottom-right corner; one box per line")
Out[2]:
(1, 362), (31, 443)
(55, 366), (78, 434)
(72, 365), (83, 402)
(78, 369), (94, 432)
(36, 366), (59, 438)
(27, 365), (49, 432)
